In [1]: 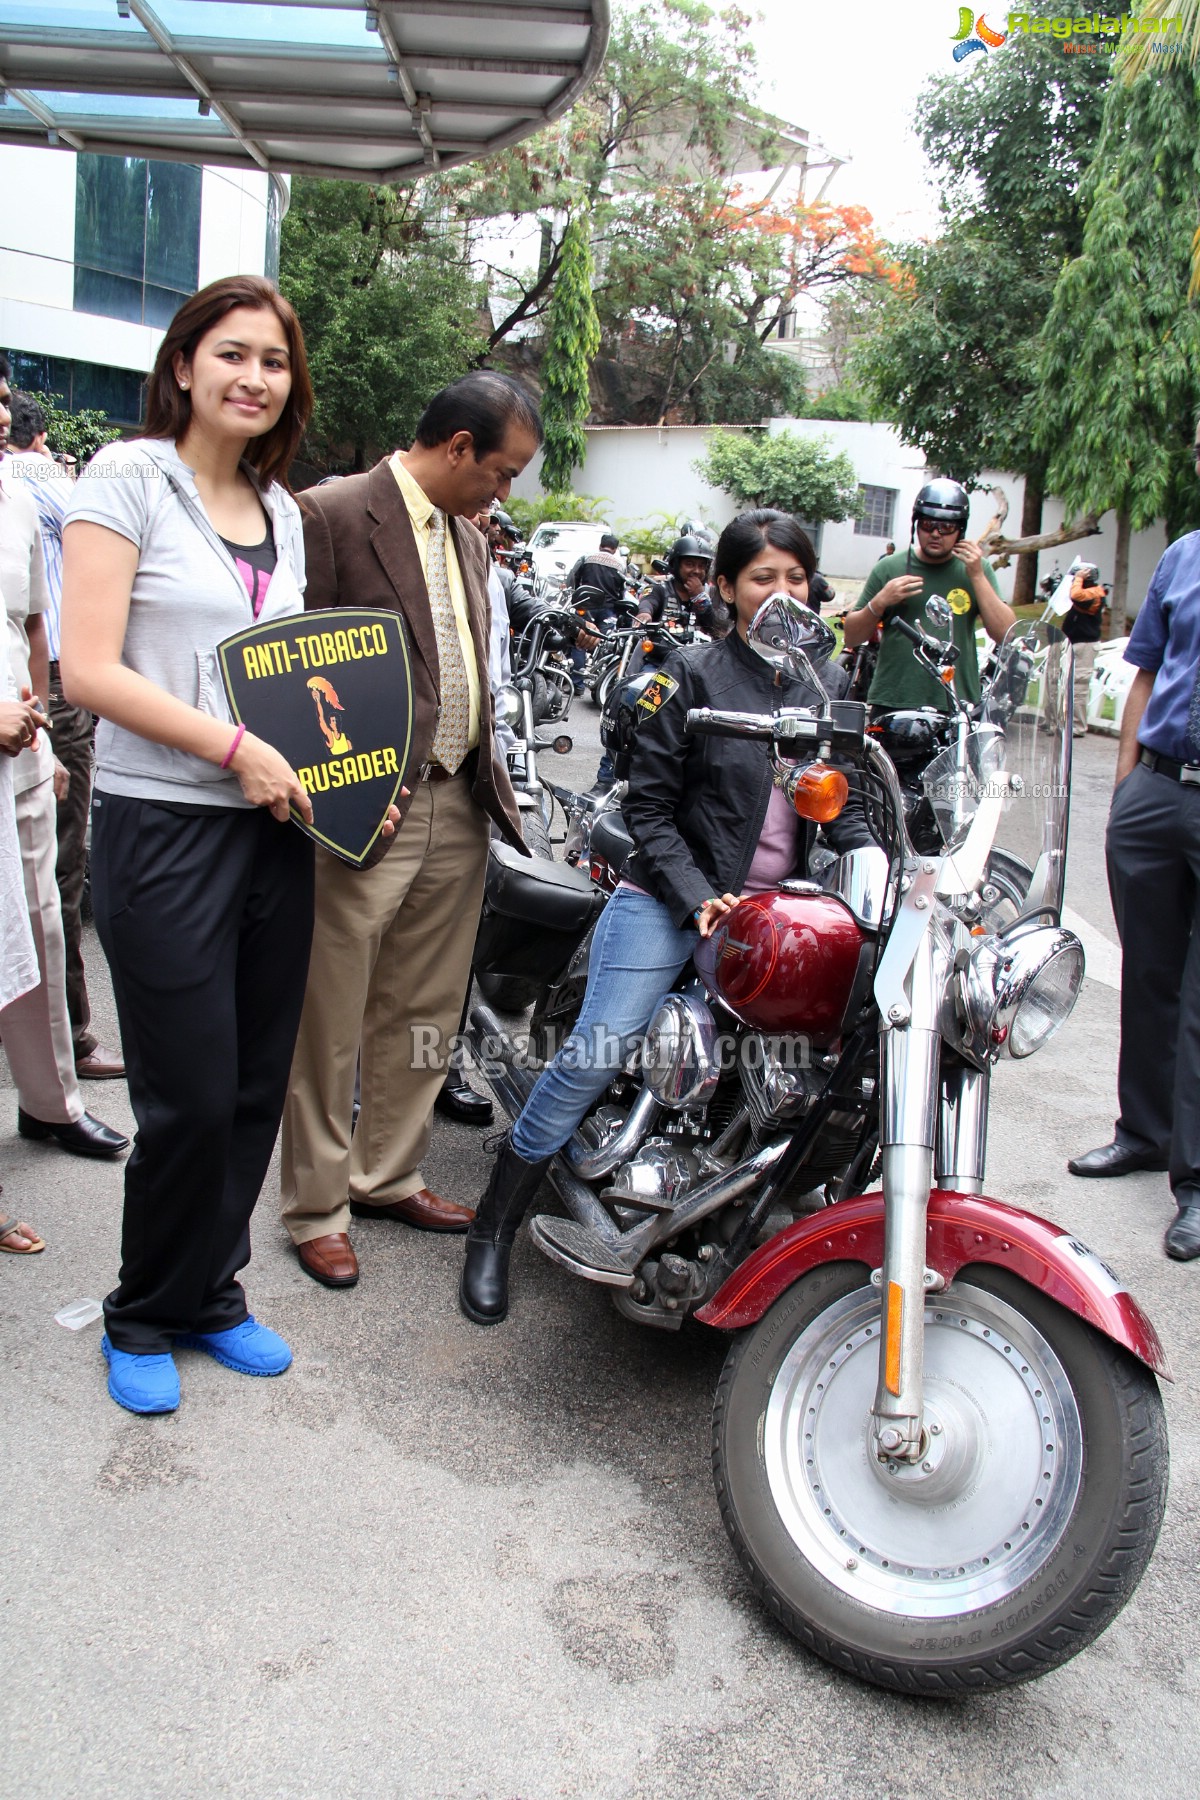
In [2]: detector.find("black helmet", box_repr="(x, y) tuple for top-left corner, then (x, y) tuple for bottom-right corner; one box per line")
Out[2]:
(668, 533), (713, 576)
(491, 508), (519, 538)
(599, 531), (620, 552)
(601, 668), (661, 774)
(912, 480), (969, 532)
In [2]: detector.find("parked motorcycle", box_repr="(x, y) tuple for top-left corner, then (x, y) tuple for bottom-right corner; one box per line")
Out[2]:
(467, 596), (1168, 1692)
(508, 601), (590, 726)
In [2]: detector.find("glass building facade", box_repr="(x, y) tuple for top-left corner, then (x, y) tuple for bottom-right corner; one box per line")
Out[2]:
(4, 350), (144, 427)
(73, 153), (201, 330)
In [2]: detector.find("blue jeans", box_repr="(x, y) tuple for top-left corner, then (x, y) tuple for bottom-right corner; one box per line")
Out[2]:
(511, 885), (698, 1162)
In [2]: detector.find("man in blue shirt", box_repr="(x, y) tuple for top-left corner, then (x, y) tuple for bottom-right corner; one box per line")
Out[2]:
(1069, 441), (1200, 1258)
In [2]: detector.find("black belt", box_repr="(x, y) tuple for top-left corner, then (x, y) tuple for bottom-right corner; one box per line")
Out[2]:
(1139, 747), (1200, 786)
(419, 762), (455, 783)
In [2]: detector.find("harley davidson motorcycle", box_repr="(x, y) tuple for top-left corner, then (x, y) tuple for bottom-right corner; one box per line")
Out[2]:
(467, 596), (1169, 1693)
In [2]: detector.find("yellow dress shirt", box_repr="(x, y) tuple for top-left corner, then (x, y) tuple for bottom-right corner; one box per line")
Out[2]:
(390, 452), (480, 750)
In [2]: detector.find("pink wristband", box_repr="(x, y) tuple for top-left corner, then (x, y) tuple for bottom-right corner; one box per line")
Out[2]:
(220, 724), (246, 770)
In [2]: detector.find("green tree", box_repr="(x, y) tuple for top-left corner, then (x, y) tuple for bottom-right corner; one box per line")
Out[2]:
(506, 491), (611, 535)
(694, 430), (859, 523)
(852, 29), (1117, 598)
(279, 179), (486, 471)
(33, 392), (119, 465)
(1036, 57), (1200, 621)
(444, 0), (892, 426)
(539, 215), (600, 492)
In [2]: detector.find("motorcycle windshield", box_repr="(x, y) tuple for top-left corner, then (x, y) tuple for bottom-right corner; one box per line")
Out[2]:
(922, 622), (1072, 923)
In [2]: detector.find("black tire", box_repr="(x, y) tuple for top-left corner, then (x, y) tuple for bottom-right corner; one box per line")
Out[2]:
(520, 806), (553, 862)
(591, 659), (617, 707)
(979, 848), (1034, 932)
(712, 1263), (1168, 1694)
(595, 663), (620, 713)
(529, 672), (552, 725)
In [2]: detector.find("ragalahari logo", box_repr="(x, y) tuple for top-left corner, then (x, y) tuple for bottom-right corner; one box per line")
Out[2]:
(951, 9), (1007, 60)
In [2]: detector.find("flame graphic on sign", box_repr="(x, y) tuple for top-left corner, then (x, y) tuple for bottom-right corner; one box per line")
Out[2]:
(307, 675), (352, 756)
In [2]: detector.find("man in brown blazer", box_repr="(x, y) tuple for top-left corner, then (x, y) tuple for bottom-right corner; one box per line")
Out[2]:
(280, 373), (540, 1287)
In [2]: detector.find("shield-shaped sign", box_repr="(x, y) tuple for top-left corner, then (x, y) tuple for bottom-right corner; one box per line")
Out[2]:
(218, 609), (416, 867)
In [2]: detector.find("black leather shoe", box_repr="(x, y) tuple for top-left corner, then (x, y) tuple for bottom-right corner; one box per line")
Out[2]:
(434, 1074), (494, 1127)
(459, 1136), (550, 1325)
(1165, 1205), (1200, 1260)
(1067, 1140), (1168, 1178)
(17, 1108), (129, 1159)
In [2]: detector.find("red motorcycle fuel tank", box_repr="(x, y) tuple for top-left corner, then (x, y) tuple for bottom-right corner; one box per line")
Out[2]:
(696, 891), (866, 1042)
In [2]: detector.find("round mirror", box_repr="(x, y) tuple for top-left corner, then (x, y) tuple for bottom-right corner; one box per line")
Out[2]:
(747, 593), (837, 674)
(925, 595), (953, 631)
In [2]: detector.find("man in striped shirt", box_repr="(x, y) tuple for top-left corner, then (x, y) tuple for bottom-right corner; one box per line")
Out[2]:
(5, 393), (123, 1080)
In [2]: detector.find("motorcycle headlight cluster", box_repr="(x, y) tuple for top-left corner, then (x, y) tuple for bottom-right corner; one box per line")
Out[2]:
(493, 684), (523, 731)
(950, 923), (1085, 1064)
(642, 993), (721, 1109)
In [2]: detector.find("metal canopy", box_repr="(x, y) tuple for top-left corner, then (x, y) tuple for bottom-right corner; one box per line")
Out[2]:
(0, 0), (610, 181)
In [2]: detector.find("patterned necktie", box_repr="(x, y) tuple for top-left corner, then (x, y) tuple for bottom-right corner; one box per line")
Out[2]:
(425, 507), (471, 773)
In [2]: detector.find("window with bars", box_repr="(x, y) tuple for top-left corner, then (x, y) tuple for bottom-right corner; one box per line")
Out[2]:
(855, 485), (897, 538)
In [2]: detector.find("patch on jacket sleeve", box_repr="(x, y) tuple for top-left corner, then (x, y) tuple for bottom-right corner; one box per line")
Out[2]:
(635, 670), (679, 718)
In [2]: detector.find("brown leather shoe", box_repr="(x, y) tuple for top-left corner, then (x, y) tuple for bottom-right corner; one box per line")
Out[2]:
(75, 1043), (126, 1080)
(348, 1189), (475, 1233)
(296, 1232), (359, 1287)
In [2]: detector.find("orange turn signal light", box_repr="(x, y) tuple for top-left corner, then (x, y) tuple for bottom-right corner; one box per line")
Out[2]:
(787, 761), (849, 824)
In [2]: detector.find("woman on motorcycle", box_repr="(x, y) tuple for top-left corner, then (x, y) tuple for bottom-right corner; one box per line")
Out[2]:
(459, 508), (875, 1326)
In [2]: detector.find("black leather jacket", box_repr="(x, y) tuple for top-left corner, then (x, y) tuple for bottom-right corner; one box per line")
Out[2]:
(640, 577), (729, 635)
(622, 629), (875, 928)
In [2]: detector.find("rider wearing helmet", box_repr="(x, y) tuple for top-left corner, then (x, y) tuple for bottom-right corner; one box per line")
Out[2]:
(637, 533), (727, 636)
(842, 479), (1016, 712)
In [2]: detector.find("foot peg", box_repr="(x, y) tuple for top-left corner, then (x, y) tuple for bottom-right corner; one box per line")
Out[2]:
(528, 1215), (639, 1287)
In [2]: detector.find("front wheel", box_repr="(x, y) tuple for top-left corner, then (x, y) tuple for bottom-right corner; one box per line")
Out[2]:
(712, 1264), (1167, 1693)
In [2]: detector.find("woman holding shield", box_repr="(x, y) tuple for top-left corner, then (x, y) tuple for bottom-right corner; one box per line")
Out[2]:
(60, 275), (319, 1414)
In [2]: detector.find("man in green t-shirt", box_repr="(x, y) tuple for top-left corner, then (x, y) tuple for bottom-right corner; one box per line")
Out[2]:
(843, 480), (1016, 712)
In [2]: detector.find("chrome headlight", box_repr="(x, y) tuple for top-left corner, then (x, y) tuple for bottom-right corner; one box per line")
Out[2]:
(642, 993), (721, 1109)
(950, 923), (1085, 1064)
(494, 683), (523, 731)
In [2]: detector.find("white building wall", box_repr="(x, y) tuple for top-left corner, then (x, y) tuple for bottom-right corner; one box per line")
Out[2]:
(513, 415), (1172, 614)
(508, 424), (752, 537)
(198, 168), (272, 289)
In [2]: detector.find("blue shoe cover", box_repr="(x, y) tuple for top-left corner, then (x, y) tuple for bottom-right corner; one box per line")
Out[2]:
(101, 1335), (180, 1414)
(176, 1314), (292, 1377)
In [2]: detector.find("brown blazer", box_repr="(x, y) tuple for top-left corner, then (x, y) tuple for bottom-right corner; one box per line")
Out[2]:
(298, 459), (525, 866)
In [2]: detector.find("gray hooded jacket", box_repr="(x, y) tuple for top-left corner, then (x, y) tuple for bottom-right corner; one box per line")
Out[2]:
(66, 438), (305, 808)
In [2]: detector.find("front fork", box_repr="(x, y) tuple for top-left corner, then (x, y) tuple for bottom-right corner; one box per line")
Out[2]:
(873, 931), (991, 1459)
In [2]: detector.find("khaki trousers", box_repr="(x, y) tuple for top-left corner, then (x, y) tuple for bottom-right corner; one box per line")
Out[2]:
(0, 777), (84, 1124)
(1072, 641), (1098, 733)
(280, 773), (488, 1246)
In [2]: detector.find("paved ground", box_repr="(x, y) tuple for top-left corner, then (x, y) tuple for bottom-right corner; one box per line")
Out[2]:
(3, 711), (1197, 1800)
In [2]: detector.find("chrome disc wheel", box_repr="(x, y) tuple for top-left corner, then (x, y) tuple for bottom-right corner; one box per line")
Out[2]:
(762, 1281), (1082, 1618)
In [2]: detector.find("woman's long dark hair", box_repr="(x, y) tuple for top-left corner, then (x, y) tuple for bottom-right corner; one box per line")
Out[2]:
(713, 509), (817, 589)
(142, 275), (313, 491)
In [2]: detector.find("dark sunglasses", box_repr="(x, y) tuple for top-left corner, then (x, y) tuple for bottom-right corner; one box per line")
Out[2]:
(916, 518), (959, 536)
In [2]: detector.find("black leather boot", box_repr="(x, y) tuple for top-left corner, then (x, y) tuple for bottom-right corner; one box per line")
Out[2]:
(459, 1137), (551, 1326)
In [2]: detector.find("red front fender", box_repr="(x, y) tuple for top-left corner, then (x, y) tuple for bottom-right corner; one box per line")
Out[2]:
(695, 1190), (1172, 1381)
